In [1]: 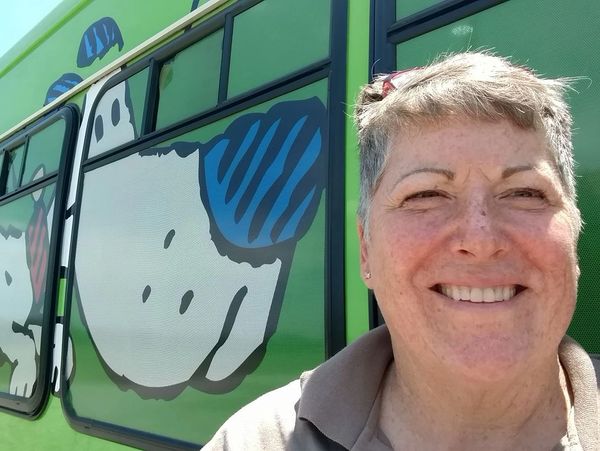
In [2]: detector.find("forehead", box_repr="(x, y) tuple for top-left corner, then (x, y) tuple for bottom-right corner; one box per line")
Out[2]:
(386, 118), (549, 172)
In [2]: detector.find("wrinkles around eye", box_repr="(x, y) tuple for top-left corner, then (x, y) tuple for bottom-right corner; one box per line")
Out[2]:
(397, 190), (451, 209)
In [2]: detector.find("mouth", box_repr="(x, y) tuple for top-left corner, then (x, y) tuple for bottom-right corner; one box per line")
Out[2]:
(431, 284), (526, 303)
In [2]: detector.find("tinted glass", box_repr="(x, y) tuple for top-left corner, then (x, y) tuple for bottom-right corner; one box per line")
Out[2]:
(22, 120), (66, 184)
(228, 0), (330, 98)
(126, 68), (148, 138)
(4, 145), (26, 194)
(155, 29), (223, 130)
(396, 0), (441, 19)
(394, 0), (600, 351)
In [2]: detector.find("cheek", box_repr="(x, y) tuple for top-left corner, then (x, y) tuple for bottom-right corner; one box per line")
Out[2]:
(371, 216), (438, 271)
(513, 214), (578, 326)
(368, 215), (445, 310)
(519, 214), (577, 274)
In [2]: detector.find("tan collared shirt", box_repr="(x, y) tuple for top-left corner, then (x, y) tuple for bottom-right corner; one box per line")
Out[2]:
(203, 326), (600, 450)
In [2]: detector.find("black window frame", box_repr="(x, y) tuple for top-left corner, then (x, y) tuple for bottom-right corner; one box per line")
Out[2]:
(0, 104), (79, 418)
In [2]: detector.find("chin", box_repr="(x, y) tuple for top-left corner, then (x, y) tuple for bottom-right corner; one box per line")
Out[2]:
(441, 335), (535, 383)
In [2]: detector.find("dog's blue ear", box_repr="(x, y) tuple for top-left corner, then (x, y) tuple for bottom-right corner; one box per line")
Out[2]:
(45, 73), (83, 105)
(199, 97), (327, 252)
(77, 17), (124, 68)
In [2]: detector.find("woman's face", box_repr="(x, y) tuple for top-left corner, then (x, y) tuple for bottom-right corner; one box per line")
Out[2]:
(359, 118), (579, 381)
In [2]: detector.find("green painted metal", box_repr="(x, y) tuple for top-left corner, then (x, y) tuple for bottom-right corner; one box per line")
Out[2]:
(0, 0), (89, 78)
(345, 0), (370, 343)
(0, 396), (129, 450)
(0, 0), (196, 134)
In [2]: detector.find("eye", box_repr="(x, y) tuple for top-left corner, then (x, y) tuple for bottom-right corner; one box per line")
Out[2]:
(501, 188), (546, 199)
(399, 190), (449, 210)
(94, 115), (104, 142)
(499, 187), (549, 208)
(111, 98), (121, 126)
(404, 190), (445, 201)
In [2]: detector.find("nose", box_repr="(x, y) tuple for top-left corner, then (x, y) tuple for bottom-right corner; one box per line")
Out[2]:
(451, 197), (507, 260)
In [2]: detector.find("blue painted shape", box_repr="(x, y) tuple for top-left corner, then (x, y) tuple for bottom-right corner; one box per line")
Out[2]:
(199, 97), (327, 249)
(279, 187), (316, 241)
(77, 17), (124, 67)
(258, 129), (322, 242)
(227, 119), (279, 207)
(44, 73), (83, 105)
(94, 29), (105, 54)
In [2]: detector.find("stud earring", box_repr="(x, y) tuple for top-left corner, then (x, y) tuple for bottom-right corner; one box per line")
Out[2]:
(364, 271), (371, 279)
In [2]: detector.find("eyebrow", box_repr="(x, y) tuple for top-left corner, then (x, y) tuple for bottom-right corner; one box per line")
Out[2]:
(392, 167), (455, 188)
(391, 165), (539, 191)
(501, 165), (534, 178)
(390, 165), (540, 191)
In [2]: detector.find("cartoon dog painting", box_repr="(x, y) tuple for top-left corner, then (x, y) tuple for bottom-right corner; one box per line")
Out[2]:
(74, 96), (327, 398)
(0, 224), (38, 397)
(55, 13), (328, 399)
(0, 168), (53, 397)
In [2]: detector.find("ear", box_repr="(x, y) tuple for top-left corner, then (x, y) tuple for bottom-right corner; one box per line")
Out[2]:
(357, 220), (373, 288)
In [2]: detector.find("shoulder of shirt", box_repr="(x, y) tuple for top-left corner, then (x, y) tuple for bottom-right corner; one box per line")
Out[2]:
(590, 354), (600, 389)
(202, 376), (309, 450)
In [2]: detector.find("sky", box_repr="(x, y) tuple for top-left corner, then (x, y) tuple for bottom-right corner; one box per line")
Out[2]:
(0, 0), (62, 57)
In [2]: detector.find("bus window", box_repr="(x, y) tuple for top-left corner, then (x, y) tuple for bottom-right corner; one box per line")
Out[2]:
(155, 29), (222, 130)
(227, 0), (331, 99)
(22, 120), (65, 182)
(373, 0), (600, 351)
(2, 144), (26, 195)
(396, 0), (442, 20)
(61, 0), (344, 447)
(0, 106), (78, 418)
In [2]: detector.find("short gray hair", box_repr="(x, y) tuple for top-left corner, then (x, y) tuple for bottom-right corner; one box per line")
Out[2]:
(354, 51), (580, 235)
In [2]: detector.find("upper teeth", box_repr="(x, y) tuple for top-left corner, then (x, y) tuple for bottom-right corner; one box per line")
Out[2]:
(439, 285), (516, 303)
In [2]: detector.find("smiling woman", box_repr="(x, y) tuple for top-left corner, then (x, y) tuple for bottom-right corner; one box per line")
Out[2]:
(363, 117), (578, 388)
(353, 53), (590, 450)
(204, 52), (599, 451)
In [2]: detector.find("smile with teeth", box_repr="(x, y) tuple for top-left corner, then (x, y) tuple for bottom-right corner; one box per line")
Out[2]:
(434, 284), (523, 303)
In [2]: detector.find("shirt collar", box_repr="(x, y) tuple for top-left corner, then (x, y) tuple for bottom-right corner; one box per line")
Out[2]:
(297, 329), (599, 450)
(297, 326), (393, 449)
(559, 336), (600, 450)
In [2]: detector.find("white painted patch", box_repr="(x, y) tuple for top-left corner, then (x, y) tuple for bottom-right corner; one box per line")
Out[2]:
(76, 149), (282, 387)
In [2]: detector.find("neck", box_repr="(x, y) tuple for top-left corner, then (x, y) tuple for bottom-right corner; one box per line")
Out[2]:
(379, 345), (571, 450)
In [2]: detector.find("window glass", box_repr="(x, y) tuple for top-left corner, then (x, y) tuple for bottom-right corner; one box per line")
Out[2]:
(67, 79), (329, 445)
(4, 145), (26, 194)
(396, 0), (441, 19)
(127, 68), (149, 138)
(155, 30), (223, 130)
(394, 0), (600, 351)
(22, 120), (66, 184)
(88, 74), (144, 159)
(228, 0), (330, 98)
(0, 182), (56, 398)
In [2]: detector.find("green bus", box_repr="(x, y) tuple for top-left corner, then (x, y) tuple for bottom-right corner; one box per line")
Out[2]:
(0, 0), (598, 448)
